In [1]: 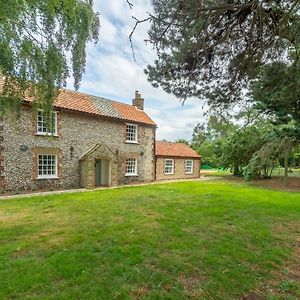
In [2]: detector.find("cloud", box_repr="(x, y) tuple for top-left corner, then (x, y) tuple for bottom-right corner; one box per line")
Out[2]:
(68, 0), (208, 140)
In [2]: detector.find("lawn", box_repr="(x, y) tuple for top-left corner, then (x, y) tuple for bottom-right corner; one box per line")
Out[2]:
(0, 181), (299, 299)
(201, 169), (232, 177)
(272, 168), (300, 178)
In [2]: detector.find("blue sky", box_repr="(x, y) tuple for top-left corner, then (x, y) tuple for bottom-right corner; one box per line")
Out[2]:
(67, 0), (207, 140)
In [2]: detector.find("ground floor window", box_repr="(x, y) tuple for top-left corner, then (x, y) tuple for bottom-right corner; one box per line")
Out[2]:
(38, 154), (58, 178)
(125, 158), (137, 176)
(164, 159), (174, 174)
(185, 160), (193, 174)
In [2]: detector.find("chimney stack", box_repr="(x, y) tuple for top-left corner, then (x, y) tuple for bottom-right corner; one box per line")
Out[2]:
(132, 91), (144, 110)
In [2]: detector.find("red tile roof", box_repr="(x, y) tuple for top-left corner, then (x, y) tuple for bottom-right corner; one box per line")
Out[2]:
(156, 141), (201, 158)
(55, 90), (99, 115)
(52, 89), (156, 126)
(0, 77), (156, 126)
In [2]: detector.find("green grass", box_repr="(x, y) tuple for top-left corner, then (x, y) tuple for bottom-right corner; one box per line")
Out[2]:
(272, 168), (300, 178)
(201, 169), (232, 177)
(0, 181), (299, 299)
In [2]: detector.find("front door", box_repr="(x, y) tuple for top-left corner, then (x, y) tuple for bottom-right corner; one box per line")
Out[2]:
(95, 159), (101, 186)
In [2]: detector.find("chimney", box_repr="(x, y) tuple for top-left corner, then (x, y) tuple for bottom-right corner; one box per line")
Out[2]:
(132, 91), (144, 110)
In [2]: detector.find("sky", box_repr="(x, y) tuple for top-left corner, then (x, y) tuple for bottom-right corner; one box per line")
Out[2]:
(67, 0), (207, 141)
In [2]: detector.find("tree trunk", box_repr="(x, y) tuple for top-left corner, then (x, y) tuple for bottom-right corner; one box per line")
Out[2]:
(233, 163), (239, 176)
(284, 149), (289, 186)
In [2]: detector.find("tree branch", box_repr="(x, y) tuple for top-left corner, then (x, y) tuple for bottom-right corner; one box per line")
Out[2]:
(129, 16), (151, 61)
(126, 0), (133, 9)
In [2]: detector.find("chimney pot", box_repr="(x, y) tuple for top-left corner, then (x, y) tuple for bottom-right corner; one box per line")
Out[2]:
(132, 90), (144, 110)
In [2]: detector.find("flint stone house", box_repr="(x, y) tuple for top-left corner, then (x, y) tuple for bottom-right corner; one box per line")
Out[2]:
(0, 88), (156, 191)
(155, 141), (201, 180)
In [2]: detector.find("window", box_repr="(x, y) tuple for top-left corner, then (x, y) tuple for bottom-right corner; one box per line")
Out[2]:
(185, 160), (193, 174)
(126, 124), (138, 143)
(164, 159), (174, 175)
(37, 111), (57, 135)
(125, 158), (137, 176)
(38, 154), (58, 178)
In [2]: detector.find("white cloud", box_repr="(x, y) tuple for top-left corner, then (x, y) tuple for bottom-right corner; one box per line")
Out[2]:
(68, 0), (208, 140)
(99, 16), (118, 44)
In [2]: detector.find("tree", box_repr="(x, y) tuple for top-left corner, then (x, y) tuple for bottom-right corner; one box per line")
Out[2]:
(251, 61), (300, 125)
(175, 138), (190, 145)
(195, 140), (223, 168)
(244, 122), (299, 183)
(0, 0), (99, 114)
(144, 1), (299, 110)
(190, 109), (275, 173)
(221, 124), (271, 175)
(192, 115), (236, 147)
(191, 115), (237, 167)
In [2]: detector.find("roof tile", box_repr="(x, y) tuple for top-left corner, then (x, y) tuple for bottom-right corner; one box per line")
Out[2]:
(156, 141), (201, 158)
(0, 79), (156, 126)
(112, 101), (156, 126)
(91, 96), (121, 119)
(53, 89), (156, 126)
(55, 90), (99, 115)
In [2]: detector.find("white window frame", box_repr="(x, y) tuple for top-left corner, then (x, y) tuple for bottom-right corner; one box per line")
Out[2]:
(36, 110), (58, 136)
(164, 159), (174, 175)
(125, 123), (138, 143)
(125, 158), (138, 176)
(37, 154), (58, 179)
(185, 160), (194, 174)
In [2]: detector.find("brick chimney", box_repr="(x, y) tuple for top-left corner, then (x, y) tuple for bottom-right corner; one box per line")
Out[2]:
(132, 91), (144, 111)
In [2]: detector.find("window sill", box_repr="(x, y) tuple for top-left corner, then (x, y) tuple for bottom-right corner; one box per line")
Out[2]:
(185, 172), (193, 174)
(125, 141), (139, 144)
(36, 176), (59, 180)
(125, 174), (138, 177)
(164, 173), (174, 175)
(36, 133), (59, 137)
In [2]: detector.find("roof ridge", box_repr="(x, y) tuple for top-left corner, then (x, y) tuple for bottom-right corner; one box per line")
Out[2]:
(57, 88), (156, 126)
(155, 141), (201, 158)
(60, 88), (90, 97)
(156, 141), (189, 144)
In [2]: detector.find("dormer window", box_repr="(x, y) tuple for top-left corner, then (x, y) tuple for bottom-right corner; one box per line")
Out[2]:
(126, 123), (138, 143)
(37, 111), (57, 136)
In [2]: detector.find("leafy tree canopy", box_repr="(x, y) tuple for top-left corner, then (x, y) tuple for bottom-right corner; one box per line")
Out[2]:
(0, 0), (99, 114)
(190, 110), (276, 172)
(191, 114), (238, 167)
(145, 0), (299, 109)
(175, 138), (190, 145)
(192, 115), (236, 148)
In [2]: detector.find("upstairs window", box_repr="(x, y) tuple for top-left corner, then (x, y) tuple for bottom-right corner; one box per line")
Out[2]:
(126, 124), (138, 143)
(164, 159), (174, 175)
(125, 158), (137, 176)
(37, 111), (57, 135)
(185, 160), (193, 174)
(38, 154), (57, 178)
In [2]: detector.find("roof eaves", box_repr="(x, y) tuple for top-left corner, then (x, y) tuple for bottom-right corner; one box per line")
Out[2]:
(155, 154), (201, 158)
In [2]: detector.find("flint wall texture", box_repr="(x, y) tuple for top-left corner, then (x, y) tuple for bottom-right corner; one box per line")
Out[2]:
(2, 107), (155, 191)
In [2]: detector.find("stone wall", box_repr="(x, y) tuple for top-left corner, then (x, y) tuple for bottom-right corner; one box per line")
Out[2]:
(3, 107), (155, 191)
(156, 157), (201, 181)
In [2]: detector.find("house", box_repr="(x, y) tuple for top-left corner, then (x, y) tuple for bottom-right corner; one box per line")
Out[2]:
(155, 141), (201, 180)
(0, 88), (156, 191)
